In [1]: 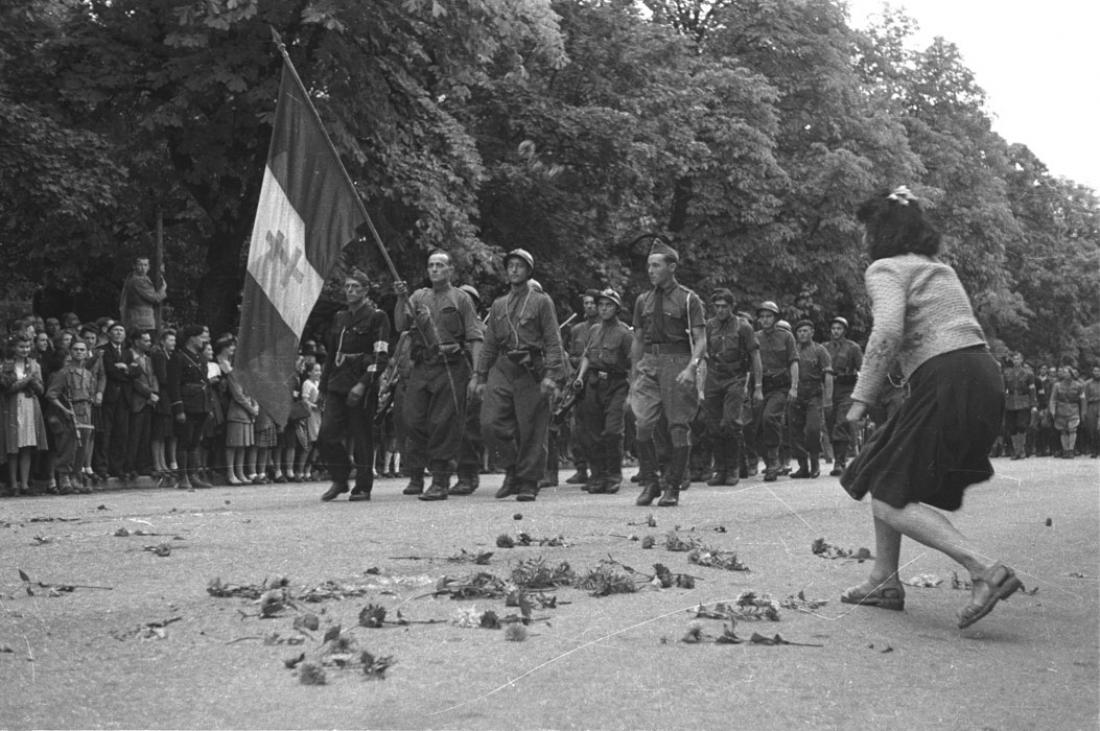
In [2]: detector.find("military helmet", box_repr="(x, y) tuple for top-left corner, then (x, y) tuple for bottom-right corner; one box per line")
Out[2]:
(776, 319), (792, 333)
(504, 248), (535, 272)
(831, 316), (849, 330)
(757, 300), (780, 317)
(596, 288), (623, 310)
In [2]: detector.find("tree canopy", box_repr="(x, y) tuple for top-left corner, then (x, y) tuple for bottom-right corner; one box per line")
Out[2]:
(1, 0), (1096, 365)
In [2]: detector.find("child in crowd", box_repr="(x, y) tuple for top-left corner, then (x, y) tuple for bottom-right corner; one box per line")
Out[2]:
(297, 362), (323, 480)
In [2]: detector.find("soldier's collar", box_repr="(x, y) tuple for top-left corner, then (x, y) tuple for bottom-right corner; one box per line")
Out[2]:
(656, 278), (679, 294)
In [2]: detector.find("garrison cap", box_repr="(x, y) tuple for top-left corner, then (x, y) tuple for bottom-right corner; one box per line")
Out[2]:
(648, 239), (679, 263)
(583, 289), (602, 301)
(831, 316), (849, 329)
(504, 248), (535, 271)
(794, 319), (815, 332)
(346, 267), (371, 286)
(711, 288), (735, 306)
(596, 288), (623, 310)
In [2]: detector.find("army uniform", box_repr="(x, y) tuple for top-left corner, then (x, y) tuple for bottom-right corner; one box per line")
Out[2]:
(574, 291), (633, 493)
(788, 322), (833, 478)
(46, 361), (96, 493)
(824, 319), (863, 475)
(702, 295), (758, 486)
(631, 246), (706, 507)
(317, 301), (390, 499)
(1002, 362), (1036, 459)
(401, 283), (483, 499)
(566, 305), (600, 484)
(477, 253), (566, 501)
(753, 306), (798, 481)
(166, 338), (211, 489)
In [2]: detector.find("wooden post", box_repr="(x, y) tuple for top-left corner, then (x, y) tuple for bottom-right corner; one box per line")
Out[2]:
(153, 208), (164, 332)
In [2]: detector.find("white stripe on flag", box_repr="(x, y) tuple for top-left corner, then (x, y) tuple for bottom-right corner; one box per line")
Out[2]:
(246, 165), (324, 338)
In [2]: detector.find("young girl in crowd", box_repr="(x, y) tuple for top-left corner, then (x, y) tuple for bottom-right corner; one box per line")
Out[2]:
(218, 336), (258, 485)
(297, 362), (323, 481)
(2, 335), (50, 494)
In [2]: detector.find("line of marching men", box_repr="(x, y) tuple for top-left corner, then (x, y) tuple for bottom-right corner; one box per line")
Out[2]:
(313, 240), (864, 508)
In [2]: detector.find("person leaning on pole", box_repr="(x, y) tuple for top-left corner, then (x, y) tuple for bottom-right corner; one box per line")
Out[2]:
(393, 250), (483, 501)
(629, 239), (706, 507)
(474, 248), (566, 502)
(119, 256), (167, 334)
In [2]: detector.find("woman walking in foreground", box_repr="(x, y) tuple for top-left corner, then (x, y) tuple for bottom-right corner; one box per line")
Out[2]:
(840, 186), (1021, 629)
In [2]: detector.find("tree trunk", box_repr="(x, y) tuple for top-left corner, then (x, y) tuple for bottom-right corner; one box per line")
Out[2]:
(197, 223), (248, 337)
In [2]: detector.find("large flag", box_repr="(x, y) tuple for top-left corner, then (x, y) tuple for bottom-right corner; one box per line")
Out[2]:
(236, 61), (367, 427)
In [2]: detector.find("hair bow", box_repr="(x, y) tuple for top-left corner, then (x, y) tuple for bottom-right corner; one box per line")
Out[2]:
(886, 185), (916, 206)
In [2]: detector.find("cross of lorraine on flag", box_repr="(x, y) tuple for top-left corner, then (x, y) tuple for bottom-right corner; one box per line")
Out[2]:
(235, 62), (367, 428)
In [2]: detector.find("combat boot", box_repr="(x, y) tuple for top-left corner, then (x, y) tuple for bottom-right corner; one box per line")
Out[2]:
(495, 469), (518, 499)
(419, 472), (450, 501)
(791, 457), (812, 479)
(830, 443), (847, 476)
(658, 446), (690, 507)
(402, 471), (425, 496)
(808, 454), (821, 478)
(706, 441), (728, 486)
(565, 465), (589, 485)
(450, 472), (479, 496)
(634, 440), (662, 506)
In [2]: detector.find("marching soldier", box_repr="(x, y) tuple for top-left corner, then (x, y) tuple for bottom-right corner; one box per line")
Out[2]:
(702, 289), (761, 486)
(476, 249), (567, 502)
(572, 288), (633, 493)
(753, 301), (798, 482)
(824, 316), (863, 475)
(788, 320), (833, 478)
(1001, 351), (1037, 460)
(631, 240), (706, 507)
(394, 250), (483, 500)
(455, 283), (486, 493)
(565, 290), (601, 485)
(318, 270), (391, 502)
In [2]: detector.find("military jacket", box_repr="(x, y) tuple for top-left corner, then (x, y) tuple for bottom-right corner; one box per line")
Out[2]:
(582, 320), (633, 375)
(796, 341), (833, 396)
(321, 303), (391, 396)
(47, 364), (96, 423)
(632, 280), (705, 346)
(478, 285), (566, 381)
(1003, 365), (1037, 411)
(825, 338), (863, 387)
(405, 285), (483, 363)
(705, 316), (757, 376)
(756, 327), (797, 376)
(167, 345), (210, 415)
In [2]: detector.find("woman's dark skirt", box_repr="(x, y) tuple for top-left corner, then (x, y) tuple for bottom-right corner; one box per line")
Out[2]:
(841, 345), (1005, 511)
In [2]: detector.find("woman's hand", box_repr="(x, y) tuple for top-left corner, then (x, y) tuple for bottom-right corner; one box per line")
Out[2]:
(846, 401), (868, 424)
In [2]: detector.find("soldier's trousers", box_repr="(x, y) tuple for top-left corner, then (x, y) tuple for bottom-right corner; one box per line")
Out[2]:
(404, 359), (469, 472)
(318, 389), (376, 490)
(828, 386), (856, 458)
(481, 359), (550, 485)
(458, 390), (483, 477)
(788, 393), (824, 459)
(632, 353), (697, 447)
(754, 387), (788, 450)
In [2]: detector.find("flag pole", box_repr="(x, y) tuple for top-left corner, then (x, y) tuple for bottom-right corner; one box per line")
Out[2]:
(269, 26), (401, 282)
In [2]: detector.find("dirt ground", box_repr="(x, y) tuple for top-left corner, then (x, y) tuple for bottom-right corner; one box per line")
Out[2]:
(1, 457), (1097, 730)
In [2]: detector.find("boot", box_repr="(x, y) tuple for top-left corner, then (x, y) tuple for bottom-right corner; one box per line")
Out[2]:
(57, 474), (75, 495)
(634, 440), (662, 506)
(321, 481), (349, 501)
(175, 452), (193, 490)
(1011, 434), (1027, 460)
(658, 446), (690, 507)
(189, 450), (213, 488)
(516, 480), (539, 502)
(809, 454), (821, 478)
(706, 437), (728, 486)
(402, 471), (425, 496)
(450, 472), (479, 495)
(419, 472), (450, 501)
(791, 456), (811, 479)
(495, 469), (518, 499)
(763, 449), (779, 482)
(565, 465), (589, 485)
(601, 438), (623, 494)
(348, 482), (372, 501)
(584, 443), (605, 493)
(830, 443), (847, 476)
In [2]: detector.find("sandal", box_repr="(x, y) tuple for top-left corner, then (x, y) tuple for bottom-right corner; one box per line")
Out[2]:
(957, 562), (1022, 629)
(840, 581), (905, 611)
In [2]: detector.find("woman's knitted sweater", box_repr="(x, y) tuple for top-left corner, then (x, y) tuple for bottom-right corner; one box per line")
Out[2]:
(852, 253), (987, 405)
